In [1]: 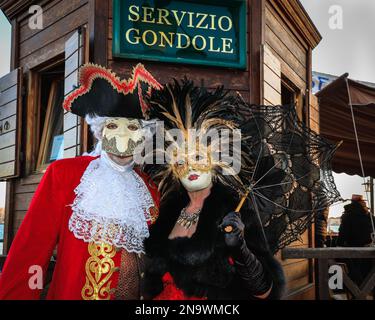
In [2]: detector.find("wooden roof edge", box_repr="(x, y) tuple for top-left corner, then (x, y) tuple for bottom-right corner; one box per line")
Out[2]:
(269, 0), (322, 49)
(0, 0), (37, 21)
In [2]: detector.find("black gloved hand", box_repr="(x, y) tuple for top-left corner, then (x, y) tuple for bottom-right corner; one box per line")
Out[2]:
(219, 211), (272, 298)
(219, 211), (245, 250)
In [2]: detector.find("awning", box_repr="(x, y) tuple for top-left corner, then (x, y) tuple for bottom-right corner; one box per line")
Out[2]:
(316, 73), (375, 177)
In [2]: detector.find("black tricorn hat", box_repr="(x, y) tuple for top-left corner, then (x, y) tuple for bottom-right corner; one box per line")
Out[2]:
(63, 63), (162, 119)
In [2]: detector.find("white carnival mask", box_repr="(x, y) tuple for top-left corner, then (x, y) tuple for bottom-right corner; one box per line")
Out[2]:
(102, 117), (145, 157)
(180, 167), (213, 192)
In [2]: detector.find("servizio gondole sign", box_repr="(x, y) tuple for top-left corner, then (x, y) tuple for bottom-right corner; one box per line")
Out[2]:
(113, 0), (247, 69)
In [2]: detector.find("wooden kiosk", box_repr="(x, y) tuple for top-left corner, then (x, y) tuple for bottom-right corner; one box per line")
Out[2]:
(0, 0), (321, 299)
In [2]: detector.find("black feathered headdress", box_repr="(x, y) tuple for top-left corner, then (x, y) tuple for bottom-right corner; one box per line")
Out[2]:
(144, 78), (254, 199)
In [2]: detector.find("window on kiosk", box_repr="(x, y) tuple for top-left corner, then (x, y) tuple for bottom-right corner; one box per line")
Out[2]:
(35, 63), (65, 172)
(281, 76), (306, 124)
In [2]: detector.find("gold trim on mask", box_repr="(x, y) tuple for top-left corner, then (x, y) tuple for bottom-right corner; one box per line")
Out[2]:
(171, 145), (213, 179)
(102, 118), (146, 157)
(82, 242), (117, 300)
(102, 136), (144, 157)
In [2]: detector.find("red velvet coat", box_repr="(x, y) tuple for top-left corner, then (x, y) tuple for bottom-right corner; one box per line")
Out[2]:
(0, 156), (159, 300)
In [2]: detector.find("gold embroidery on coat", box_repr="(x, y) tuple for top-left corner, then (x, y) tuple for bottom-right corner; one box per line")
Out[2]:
(82, 242), (116, 300)
(149, 206), (159, 225)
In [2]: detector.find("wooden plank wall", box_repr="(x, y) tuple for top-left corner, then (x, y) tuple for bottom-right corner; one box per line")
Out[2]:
(13, 173), (43, 235)
(265, 2), (307, 92)
(263, 45), (281, 105)
(264, 3), (314, 299)
(310, 94), (319, 133)
(0, 69), (21, 179)
(18, 0), (89, 73)
(11, 0), (90, 235)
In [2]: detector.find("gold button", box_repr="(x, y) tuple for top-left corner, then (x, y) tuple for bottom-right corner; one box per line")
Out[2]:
(140, 272), (145, 278)
(140, 295), (144, 300)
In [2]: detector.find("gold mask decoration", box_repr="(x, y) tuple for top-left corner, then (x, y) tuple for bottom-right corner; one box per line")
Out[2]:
(172, 144), (213, 192)
(102, 118), (145, 157)
(171, 143), (212, 178)
(147, 81), (251, 199)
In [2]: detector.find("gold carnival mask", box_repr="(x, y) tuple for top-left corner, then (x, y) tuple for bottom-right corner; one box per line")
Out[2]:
(171, 144), (211, 177)
(102, 118), (145, 157)
(170, 141), (213, 192)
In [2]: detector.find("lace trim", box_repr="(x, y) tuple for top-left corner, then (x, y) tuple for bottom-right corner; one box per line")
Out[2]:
(69, 157), (154, 253)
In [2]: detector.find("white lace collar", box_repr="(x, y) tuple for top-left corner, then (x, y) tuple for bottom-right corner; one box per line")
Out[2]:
(68, 152), (154, 253)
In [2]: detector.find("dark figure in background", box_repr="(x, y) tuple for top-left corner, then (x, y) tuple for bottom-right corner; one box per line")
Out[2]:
(315, 206), (329, 248)
(337, 194), (374, 287)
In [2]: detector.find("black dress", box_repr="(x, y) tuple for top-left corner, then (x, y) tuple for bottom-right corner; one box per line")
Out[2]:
(144, 183), (285, 300)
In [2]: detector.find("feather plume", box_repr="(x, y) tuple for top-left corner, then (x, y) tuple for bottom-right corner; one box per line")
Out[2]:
(145, 78), (255, 200)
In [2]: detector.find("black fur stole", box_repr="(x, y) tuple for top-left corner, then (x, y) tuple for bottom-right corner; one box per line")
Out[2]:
(144, 184), (285, 300)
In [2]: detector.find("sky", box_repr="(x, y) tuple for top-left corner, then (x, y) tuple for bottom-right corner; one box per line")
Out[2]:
(0, 2), (374, 215)
(300, 0), (375, 83)
(0, 11), (11, 78)
(300, 0), (375, 217)
(0, 10), (10, 210)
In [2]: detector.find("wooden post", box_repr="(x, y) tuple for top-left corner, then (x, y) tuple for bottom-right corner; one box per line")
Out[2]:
(318, 259), (329, 300)
(370, 177), (374, 214)
(10, 19), (19, 70)
(88, 0), (109, 66)
(248, 0), (265, 105)
(3, 181), (14, 255)
(305, 47), (312, 127)
(359, 265), (375, 300)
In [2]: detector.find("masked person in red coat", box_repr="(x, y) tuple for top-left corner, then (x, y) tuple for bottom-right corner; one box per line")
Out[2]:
(0, 64), (162, 300)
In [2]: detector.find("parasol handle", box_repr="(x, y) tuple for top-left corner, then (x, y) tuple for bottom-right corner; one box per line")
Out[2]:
(224, 190), (250, 233)
(336, 140), (344, 149)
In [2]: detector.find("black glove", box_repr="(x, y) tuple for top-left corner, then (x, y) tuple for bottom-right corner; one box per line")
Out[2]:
(219, 211), (245, 249)
(219, 212), (272, 297)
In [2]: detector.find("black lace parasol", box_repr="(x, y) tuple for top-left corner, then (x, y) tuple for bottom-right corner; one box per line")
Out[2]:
(238, 103), (342, 253)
